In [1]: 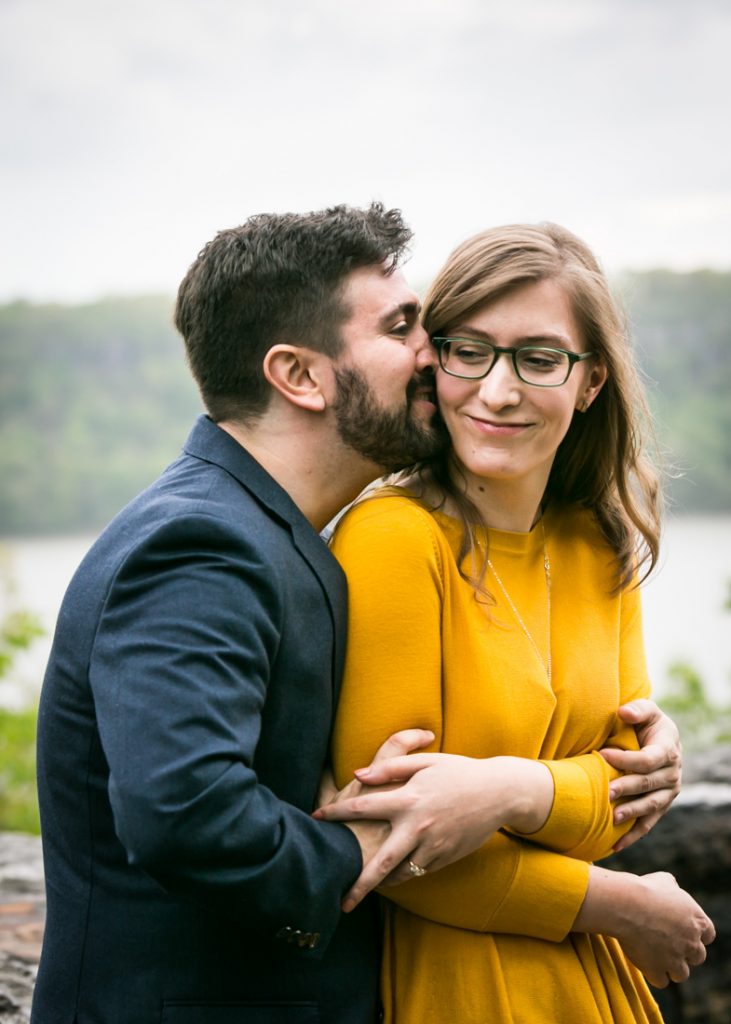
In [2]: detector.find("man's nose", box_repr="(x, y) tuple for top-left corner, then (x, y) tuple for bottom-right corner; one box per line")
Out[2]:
(413, 326), (438, 371)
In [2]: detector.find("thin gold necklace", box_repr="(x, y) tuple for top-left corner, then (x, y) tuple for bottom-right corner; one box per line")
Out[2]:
(486, 521), (552, 683)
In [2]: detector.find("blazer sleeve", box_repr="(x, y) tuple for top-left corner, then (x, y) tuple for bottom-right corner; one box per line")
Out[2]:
(90, 513), (360, 953)
(331, 498), (595, 942)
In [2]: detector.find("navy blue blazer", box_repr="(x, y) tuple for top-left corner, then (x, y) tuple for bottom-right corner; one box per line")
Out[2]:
(33, 416), (381, 1024)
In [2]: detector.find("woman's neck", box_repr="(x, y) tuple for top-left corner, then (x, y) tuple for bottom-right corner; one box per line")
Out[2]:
(451, 464), (549, 533)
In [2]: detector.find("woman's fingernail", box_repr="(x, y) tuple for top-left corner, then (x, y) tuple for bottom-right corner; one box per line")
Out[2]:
(615, 810), (625, 823)
(354, 767), (371, 778)
(342, 898), (355, 913)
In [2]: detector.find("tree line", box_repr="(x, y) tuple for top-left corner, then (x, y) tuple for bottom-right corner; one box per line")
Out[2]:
(0, 270), (729, 536)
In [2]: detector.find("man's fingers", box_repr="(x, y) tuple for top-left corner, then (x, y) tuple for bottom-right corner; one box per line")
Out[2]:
(371, 729), (435, 764)
(342, 833), (419, 912)
(317, 767), (338, 807)
(616, 698), (663, 726)
(613, 811), (661, 851)
(600, 743), (678, 775)
(608, 766), (680, 802)
(614, 789), (673, 824)
(702, 920), (717, 944)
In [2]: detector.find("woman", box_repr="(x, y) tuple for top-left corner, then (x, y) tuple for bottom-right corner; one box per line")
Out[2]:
(327, 224), (713, 1023)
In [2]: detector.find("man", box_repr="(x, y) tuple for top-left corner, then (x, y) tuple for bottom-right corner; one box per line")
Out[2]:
(33, 204), (681, 1023)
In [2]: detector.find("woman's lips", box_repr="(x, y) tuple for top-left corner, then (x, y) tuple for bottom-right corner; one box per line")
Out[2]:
(468, 417), (531, 436)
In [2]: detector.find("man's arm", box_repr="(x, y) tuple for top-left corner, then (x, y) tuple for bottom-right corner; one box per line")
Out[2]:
(317, 700), (682, 909)
(601, 699), (682, 851)
(91, 514), (364, 951)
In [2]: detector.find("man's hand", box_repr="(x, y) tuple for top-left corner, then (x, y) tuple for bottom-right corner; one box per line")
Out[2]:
(315, 729), (434, 903)
(600, 699), (682, 852)
(315, 741), (552, 912)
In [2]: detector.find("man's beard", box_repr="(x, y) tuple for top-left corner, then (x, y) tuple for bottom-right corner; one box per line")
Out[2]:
(332, 365), (447, 472)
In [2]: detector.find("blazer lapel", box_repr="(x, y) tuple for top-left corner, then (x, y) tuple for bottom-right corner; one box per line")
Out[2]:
(182, 416), (348, 697)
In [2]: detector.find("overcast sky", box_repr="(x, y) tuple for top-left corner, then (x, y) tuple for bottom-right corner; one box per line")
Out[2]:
(2, 0), (729, 302)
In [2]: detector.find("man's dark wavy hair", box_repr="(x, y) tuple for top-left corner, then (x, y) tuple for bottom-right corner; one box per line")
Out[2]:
(175, 202), (412, 423)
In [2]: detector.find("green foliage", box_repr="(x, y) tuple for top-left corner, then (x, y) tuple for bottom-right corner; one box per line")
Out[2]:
(0, 272), (729, 534)
(0, 705), (40, 833)
(616, 270), (731, 513)
(659, 661), (731, 750)
(0, 552), (43, 832)
(0, 609), (44, 677)
(658, 577), (731, 748)
(0, 295), (202, 534)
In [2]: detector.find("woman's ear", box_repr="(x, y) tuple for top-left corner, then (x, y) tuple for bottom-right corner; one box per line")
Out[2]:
(578, 360), (608, 412)
(262, 345), (329, 412)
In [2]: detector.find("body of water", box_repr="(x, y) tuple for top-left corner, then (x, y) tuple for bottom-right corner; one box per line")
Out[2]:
(1, 516), (730, 708)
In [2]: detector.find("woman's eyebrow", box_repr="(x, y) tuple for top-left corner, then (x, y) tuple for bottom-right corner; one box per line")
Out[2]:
(449, 325), (574, 348)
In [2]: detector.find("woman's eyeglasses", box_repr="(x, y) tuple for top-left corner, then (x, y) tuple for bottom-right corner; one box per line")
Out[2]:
(431, 337), (595, 388)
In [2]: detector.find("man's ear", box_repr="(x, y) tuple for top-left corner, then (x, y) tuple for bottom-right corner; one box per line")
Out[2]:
(262, 345), (330, 412)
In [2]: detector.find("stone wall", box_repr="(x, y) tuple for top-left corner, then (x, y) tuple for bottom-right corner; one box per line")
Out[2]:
(1, 748), (729, 1022)
(0, 833), (43, 1023)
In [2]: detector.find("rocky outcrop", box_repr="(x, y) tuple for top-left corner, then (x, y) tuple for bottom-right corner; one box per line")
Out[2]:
(0, 833), (43, 1022)
(0, 749), (729, 1023)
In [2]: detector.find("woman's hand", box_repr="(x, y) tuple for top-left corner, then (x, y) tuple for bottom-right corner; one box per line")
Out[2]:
(575, 866), (715, 988)
(600, 700), (682, 851)
(315, 748), (553, 911)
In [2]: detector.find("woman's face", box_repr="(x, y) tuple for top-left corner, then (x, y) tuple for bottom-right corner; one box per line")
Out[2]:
(435, 278), (606, 495)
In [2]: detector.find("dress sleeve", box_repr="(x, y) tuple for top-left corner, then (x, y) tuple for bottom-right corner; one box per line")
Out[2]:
(331, 497), (590, 942)
(527, 581), (652, 862)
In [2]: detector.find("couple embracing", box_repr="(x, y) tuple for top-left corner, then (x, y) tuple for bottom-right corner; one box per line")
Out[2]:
(33, 203), (713, 1023)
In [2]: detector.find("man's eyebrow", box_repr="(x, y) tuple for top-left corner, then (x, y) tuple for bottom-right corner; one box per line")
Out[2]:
(379, 300), (420, 326)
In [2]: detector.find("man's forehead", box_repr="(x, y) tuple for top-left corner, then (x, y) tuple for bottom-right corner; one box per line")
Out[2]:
(342, 263), (420, 317)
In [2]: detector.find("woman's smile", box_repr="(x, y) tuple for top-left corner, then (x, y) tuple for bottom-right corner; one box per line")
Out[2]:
(466, 415), (534, 437)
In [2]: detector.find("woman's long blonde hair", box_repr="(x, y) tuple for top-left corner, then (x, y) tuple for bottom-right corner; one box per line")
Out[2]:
(417, 222), (662, 591)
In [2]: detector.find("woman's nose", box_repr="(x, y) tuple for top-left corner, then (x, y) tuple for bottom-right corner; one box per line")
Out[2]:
(478, 352), (521, 405)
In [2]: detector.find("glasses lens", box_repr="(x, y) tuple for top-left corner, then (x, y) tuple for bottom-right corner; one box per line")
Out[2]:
(441, 339), (494, 378)
(515, 348), (570, 385)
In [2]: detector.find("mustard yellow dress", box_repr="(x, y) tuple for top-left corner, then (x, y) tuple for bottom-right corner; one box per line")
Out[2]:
(331, 494), (663, 1024)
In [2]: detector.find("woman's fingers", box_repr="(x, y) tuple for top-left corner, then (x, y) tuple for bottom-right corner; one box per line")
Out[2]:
(380, 853), (432, 888)
(370, 729), (435, 764)
(354, 752), (438, 785)
(341, 830), (423, 912)
(313, 787), (404, 822)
